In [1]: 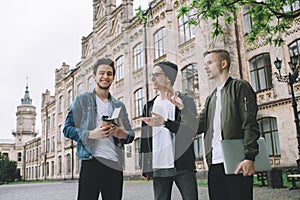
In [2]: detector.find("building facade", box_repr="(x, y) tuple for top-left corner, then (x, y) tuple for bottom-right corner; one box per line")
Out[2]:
(1, 0), (300, 180)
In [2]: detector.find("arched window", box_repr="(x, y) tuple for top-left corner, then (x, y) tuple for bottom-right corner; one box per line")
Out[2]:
(181, 64), (200, 106)
(181, 64), (199, 99)
(67, 154), (71, 174)
(134, 88), (144, 118)
(58, 155), (62, 175)
(51, 161), (54, 176)
(193, 134), (204, 161)
(77, 83), (83, 95)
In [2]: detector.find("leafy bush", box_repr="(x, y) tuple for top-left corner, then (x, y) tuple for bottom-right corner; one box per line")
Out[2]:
(0, 153), (21, 183)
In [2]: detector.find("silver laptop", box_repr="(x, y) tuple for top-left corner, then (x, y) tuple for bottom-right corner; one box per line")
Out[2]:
(221, 137), (272, 174)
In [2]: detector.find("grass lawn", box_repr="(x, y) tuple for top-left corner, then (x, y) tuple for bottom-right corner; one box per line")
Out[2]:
(197, 171), (295, 188)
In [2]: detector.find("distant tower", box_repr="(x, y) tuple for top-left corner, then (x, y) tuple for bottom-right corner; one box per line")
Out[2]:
(12, 81), (37, 146)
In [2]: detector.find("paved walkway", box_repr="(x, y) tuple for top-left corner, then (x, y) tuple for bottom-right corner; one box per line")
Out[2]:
(0, 180), (300, 200)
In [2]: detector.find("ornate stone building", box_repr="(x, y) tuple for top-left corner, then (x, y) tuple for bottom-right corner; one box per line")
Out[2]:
(1, 0), (300, 180)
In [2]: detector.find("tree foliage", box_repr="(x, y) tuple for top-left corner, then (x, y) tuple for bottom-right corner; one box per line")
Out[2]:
(177, 0), (300, 46)
(0, 153), (20, 183)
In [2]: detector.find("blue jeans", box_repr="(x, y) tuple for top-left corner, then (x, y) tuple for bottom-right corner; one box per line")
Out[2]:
(153, 170), (198, 200)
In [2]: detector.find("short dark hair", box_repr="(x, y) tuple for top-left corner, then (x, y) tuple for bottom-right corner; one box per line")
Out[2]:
(203, 49), (231, 69)
(92, 58), (115, 75)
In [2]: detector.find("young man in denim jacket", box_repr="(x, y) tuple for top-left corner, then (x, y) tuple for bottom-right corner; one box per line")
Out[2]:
(63, 58), (134, 200)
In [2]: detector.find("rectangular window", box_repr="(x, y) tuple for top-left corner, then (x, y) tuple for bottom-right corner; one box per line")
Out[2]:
(52, 113), (56, 129)
(135, 138), (141, 168)
(59, 96), (63, 113)
(116, 56), (124, 81)
(134, 88), (144, 118)
(52, 136), (55, 151)
(18, 152), (22, 161)
(178, 14), (195, 44)
(258, 117), (281, 156)
(283, 1), (300, 12)
(58, 156), (62, 174)
(58, 125), (62, 142)
(47, 116), (50, 131)
(243, 6), (253, 34)
(154, 28), (166, 59)
(193, 135), (203, 161)
(68, 90), (72, 108)
(249, 54), (273, 92)
(133, 43), (143, 71)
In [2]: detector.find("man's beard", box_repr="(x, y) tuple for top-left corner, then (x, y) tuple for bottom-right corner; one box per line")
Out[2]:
(96, 81), (111, 90)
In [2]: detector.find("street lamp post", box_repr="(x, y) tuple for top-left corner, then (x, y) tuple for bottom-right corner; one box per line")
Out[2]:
(274, 53), (300, 169)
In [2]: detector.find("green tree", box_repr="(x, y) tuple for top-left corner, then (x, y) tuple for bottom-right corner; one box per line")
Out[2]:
(0, 153), (20, 183)
(177, 0), (300, 46)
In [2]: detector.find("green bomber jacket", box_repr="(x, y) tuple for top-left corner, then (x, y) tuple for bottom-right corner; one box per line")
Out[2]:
(198, 76), (260, 167)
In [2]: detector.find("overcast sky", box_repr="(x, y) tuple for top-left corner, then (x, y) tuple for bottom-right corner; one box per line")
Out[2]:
(0, 0), (149, 140)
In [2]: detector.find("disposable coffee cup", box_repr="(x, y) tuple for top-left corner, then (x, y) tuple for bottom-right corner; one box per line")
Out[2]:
(101, 115), (113, 126)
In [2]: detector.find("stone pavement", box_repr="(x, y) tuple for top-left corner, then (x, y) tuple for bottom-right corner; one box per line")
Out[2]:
(0, 180), (300, 200)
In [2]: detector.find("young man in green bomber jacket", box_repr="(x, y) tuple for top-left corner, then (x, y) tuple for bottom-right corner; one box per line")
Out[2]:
(167, 49), (260, 200)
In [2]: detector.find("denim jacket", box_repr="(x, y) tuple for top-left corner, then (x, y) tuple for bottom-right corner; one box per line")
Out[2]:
(63, 90), (134, 166)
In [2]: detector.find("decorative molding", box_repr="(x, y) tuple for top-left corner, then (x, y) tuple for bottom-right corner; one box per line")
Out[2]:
(132, 68), (144, 83)
(258, 96), (300, 111)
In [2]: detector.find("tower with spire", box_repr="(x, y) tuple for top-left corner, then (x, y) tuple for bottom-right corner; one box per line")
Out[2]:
(12, 81), (37, 146)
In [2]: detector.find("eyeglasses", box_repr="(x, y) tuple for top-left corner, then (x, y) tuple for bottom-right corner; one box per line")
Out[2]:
(151, 72), (164, 78)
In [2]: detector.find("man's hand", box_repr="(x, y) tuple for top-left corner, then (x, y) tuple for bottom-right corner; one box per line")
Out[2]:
(141, 173), (150, 181)
(110, 119), (128, 139)
(166, 91), (184, 110)
(110, 122), (129, 139)
(141, 112), (165, 127)
(234, 159), (256, 176)
(88, 125), (111, 139)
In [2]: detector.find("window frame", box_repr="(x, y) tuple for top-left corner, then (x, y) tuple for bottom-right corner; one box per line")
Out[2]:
(116, 56), (124, 81)
(178, 14), (195, 44)
(133, 43), (143, 71)
(257, 117), (281, 157)
(134, 88), (144, 118)
(154, 27), (166, 59)
(249, 53), (273, 92)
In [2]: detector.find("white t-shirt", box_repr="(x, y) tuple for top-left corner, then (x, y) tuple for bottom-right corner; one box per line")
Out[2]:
(152, 96), (176, 169)
(94, 96), (118, 162)
(212, 85), (225, 164)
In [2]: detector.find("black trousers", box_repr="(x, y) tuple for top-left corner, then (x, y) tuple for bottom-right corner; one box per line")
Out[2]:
(208, 163), (253, 200)
(77, 157), (123, 200)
